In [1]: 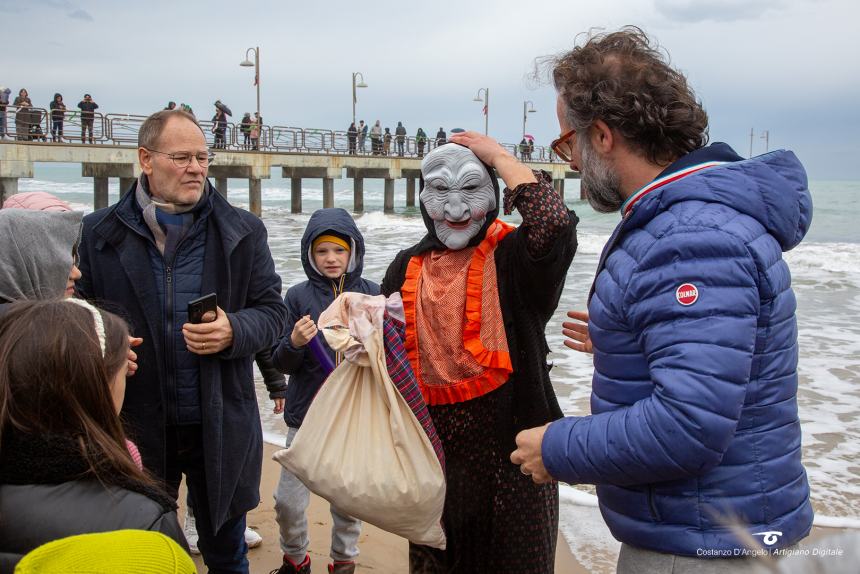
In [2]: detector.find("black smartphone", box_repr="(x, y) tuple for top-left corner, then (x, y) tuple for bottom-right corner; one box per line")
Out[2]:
(188, 293), (217, 324)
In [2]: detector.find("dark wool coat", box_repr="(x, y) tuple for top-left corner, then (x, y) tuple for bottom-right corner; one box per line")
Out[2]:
(75, 181), (287, 531)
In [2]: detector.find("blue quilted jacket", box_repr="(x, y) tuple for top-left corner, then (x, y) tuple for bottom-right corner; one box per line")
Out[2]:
(543, 143), (814, 555)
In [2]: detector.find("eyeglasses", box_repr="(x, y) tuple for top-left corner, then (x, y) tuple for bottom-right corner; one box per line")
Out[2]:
(145, 149), (215, 168)
(550, 127), (577, 163)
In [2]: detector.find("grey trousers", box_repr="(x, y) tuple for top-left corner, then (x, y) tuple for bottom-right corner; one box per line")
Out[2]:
(616, 543), (776, 574)
(273, 426), (362, 563)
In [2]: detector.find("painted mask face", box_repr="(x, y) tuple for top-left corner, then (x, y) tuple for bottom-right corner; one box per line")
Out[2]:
(420, 144), (496, 250)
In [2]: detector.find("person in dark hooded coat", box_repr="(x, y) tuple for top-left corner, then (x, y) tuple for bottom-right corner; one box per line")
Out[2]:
(270, 207), (379, 574)
(382, 139), (578, 573)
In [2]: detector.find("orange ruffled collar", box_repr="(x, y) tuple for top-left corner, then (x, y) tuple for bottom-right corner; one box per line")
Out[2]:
(401, 220), (515, 405)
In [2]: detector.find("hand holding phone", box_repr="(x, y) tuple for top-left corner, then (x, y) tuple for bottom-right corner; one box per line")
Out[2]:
(188, 293), (217, 324)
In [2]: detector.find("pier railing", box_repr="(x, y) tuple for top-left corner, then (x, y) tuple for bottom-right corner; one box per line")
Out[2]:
(1, 106), (562, 163)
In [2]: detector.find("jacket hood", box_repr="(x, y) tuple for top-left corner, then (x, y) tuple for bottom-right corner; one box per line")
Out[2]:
(631, 143), (812, 251)
(0, 209), (83, 302)
(300, 208), (367, 286)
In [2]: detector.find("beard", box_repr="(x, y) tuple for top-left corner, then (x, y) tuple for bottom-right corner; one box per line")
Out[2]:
(580, 137), (623, 213)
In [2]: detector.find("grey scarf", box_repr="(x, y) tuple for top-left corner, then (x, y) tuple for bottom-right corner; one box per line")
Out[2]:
(134, 174), (203, 255)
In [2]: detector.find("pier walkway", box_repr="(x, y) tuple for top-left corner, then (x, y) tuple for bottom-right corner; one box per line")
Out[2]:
(0, 109), (579, 215)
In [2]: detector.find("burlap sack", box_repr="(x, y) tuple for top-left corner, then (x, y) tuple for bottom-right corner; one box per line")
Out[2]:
(273, 293), (446, 549)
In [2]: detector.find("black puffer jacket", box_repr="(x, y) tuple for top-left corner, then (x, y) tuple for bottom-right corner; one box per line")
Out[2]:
(0, 432), (186, 573)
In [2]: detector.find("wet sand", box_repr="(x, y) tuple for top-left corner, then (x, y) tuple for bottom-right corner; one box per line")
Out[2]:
(183, 442), (586, 573)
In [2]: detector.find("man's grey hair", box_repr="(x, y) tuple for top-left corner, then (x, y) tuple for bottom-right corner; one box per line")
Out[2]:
(138, 109), (203, 149)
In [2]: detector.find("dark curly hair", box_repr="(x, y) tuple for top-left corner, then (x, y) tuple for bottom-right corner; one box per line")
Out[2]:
(549, 26), (708, 165)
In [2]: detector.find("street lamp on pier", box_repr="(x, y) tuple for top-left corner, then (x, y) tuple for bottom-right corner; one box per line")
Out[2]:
(522, 100), (536, 138)
(239, 47), (261, 119)
(473, 88), (489, 135)
(352, 72), (368, 127)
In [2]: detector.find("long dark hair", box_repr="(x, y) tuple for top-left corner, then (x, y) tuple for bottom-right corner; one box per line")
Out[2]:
(0, 299), (150, 487)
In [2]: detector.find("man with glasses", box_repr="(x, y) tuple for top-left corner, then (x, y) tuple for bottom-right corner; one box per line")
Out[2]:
(507, 27), (813, 572)
(76, 109), (287, 574)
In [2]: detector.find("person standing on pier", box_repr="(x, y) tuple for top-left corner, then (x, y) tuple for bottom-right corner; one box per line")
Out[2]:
(50, 93), (66, 142)
(416, 127), (427, 158)
(0, 86), (10, 139)
(383, 126), (392, 156)
(435, 127), (446, 147)
(77, 93), (98, 144)
(12, 88), (31, 108)
(240, 113), (253, 150)
(358, 120), (367, 153)
(347, 122), (358, 155)
(370, 120), (382, 155)
(395, 121), (407, 156)
(212, 105), (228, 149)
(251, 112), (262, 150)
(75, 108), (287, 574)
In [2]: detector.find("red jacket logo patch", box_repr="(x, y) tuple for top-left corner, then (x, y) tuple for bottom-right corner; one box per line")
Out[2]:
(676, 283), (699, 306)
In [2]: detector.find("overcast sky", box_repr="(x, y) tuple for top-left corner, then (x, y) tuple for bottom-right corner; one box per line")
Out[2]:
(1, 0), (858, 179)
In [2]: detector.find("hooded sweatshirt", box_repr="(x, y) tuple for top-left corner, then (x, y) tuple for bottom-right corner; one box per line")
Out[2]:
(0, 209), (82, 305)
(271, 208), (380, 428)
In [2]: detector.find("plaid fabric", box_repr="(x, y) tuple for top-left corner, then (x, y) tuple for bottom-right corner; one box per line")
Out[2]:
(383, 313), (445, 471)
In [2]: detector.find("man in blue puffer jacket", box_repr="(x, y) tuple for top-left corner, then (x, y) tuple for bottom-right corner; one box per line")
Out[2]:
(510, 27), (814, 571)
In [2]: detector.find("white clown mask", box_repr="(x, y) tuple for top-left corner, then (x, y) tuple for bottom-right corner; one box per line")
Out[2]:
(420, 144), (497, 251)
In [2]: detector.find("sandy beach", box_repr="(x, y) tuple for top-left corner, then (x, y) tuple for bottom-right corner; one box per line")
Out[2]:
(182, 442), (586, 574)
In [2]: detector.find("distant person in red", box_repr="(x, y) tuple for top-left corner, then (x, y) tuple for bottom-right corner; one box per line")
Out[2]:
(77, 93), (98, 144)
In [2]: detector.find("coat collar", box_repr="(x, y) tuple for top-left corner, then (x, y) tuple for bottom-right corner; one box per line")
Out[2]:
(88, 179), (254, 351)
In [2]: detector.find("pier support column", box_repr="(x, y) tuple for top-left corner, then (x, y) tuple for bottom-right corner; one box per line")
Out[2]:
(215, 177), (228, 198)
(406, 177), (416, 207)
(322, 178), (334, 209)
(384, 178), (395, 214)
(0, 177), (19, 206)
(119, 177), (135, 195)
(353, 177), (364, 213)
(249, 178), (262, 217)
(553, 179), (565, 201)
(291, 177), (302, 214)
(94, 177), (109, 209)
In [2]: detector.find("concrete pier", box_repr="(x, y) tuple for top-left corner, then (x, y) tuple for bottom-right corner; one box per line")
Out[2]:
(553, 178), (565, 200)
(215, 177), (228, 197)
(322, 178), (334, 208)
(0, 177), (19, 205)
(353, 178), (364, 212)
(120, 177), (136, 196)
(0, 141), (579, 215)
(384, 179), (395, 214)
(406, 177), (416, 207)
(290, 177), (302, 214)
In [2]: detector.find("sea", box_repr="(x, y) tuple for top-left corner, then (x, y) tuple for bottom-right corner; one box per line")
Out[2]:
(21, 164), (860, 572)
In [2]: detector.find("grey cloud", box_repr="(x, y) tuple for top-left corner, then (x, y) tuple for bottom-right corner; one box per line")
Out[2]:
(68, 8), (93, 21)
(654, 0), (786, 23)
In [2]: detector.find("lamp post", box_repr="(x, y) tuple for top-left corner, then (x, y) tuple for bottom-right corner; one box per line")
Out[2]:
(760, 129), (770, 153)
(239, 47), (260, 119)
(473, 88), (489, 135)
(522, 100), (536, 138)
(352, 72), (368, 127)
